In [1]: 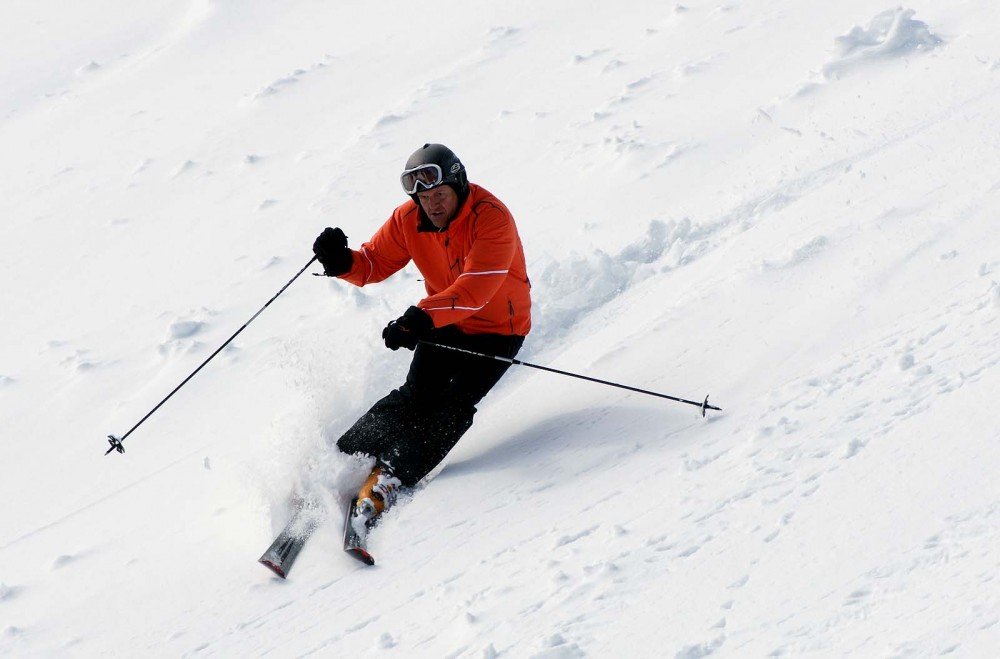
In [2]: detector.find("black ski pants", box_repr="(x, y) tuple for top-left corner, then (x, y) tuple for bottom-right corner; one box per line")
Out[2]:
(336, 327), (525, 487)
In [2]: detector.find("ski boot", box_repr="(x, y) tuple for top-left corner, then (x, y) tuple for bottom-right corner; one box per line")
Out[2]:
(344, 465), (401, 565)
(356, 464), (402, 520)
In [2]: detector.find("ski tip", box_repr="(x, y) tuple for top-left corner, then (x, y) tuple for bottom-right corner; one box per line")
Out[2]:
(346, 547), (376, 566)
(259, 558), (288, 579)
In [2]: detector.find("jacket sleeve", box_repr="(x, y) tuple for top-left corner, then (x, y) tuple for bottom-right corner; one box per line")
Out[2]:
(418, 205), (516, 328)
(338, 209), (412, 287)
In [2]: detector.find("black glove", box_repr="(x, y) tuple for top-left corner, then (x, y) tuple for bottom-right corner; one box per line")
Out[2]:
(382, 306), (434, 351)
(312, 227), (352, 276)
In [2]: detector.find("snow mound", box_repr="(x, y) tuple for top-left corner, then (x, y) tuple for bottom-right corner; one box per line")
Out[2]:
(166, 318), (208, 340)
(532, 218), (695, 345)
(0, 582), (21, 601)
(823, 8), (942, 79)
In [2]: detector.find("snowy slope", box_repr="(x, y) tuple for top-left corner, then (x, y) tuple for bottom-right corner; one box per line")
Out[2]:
(2, 1), (1000, 657)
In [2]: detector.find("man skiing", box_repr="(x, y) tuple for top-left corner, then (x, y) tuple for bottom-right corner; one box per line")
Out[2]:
(312, 143), (532, 544)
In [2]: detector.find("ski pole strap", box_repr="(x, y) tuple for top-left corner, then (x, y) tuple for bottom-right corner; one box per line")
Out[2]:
(418, 341), (722, 416)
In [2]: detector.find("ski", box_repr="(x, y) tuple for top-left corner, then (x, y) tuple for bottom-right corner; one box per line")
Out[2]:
(343, 497), (376, 566)
(260, 494), (381, 576)
(258, 500), (319, 579)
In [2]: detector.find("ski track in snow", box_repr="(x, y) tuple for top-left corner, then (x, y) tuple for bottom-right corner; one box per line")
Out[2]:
(665, 280), (1000, 654)
(247, 59), (332, 103)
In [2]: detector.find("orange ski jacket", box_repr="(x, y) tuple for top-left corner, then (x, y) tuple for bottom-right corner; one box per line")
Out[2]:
(339, 183), (531, 336)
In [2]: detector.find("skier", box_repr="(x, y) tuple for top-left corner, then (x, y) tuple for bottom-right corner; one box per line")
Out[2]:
(312, 143), (532, 533)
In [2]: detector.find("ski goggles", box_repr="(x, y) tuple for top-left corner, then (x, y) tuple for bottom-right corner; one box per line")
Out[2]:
(400, 163), (444, 194)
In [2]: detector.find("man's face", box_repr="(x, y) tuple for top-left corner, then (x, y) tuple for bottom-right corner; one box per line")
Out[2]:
(416, 185), (459, 229)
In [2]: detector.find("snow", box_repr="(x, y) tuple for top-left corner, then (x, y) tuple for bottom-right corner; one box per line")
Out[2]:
(2, 0), (999, 657)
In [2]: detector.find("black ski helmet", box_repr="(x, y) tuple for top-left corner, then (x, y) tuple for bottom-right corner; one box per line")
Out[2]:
(402, 143), (469, 205)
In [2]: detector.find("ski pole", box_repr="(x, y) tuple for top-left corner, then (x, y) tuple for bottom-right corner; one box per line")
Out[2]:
(105, 256), (319, 456)
(419, 341), (722, 416)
